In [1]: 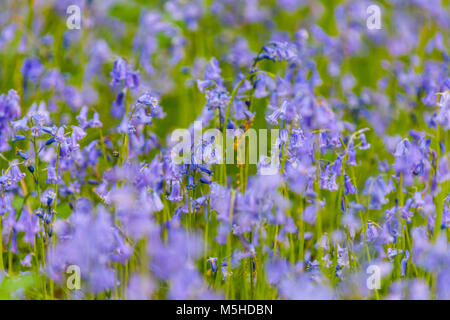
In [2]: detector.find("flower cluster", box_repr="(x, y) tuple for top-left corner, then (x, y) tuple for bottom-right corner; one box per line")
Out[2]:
(0, 0), (448, 300)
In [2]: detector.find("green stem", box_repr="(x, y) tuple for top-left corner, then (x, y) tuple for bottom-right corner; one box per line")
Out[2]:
(225, 189), (236, 298)
(0, 217), (3, 272)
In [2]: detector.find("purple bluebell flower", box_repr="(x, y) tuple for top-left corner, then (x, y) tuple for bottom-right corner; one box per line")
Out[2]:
(110, 58), (139, 89)
(347, 142), (357, 166)
(41, 69), (65, 92)
(89, 112), (103, 128)
(286, 158), (316, 195)
(266, 100), (287, 125)
(20, 253), (33, 268)
(358, 133), (370, 150)
(226, 37), (254, 68)
(21, 57), (44, 84)
(437, 155), (450, 183)
(197, 79), (213, 93)
(165, 0), (202, 31)
(342, 205), (361, 239)
(210, 183), (232, 222)
(401, 198), (414, 223)
(401, 250), (410, 277)
(256, 41), (297, 63)
(167, 180), (183, 202)
(46, 166), (58, 184)
(11, 117), (29, 132)
(76, 106), (88, 127)
(303, 204), (317, 225)
(0, 90), (21, 151)
(344, 175), (357, 195)
(207, 257), (218, 273)
(366, 222), (379, 242)
(8, 160), (25, 183)
(47, 201), (128, 293)
(137, 92), (165, 119)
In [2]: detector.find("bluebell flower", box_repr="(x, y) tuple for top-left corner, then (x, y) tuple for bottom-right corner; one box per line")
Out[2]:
(111, 90), (126, 118)
(110, 58), (127, 85)
(358, 133), (371, 150)
(197, 79), (213, 93)
(0, 90), (21, 151)
(347, 143), (357, 166)
(319, 162), (330, 189)
(303, 204), (317, 225)
(401, 198), (414, 223)
(366, 222), (379, 242)
(8, 160), (25, 182)
(89, 112), (103, 128)
(46, 166), (58, 184)
(167, 180), (183, 202)
(137, 92), (165, 119)
(16, 149), (28, 160)
(266, 100), (287, 125)
(25, 159), (35, 174)
(110, 58), (139, 89)
(401, 250), (410, 277)
(257, 41), (297, 62)
(207, 257), (218, 273)
(221, 261), (232, 280)
(364, 175), (394, 209)
(344, 175), (357, 195)
(76, 105), (89, 127)
(165, 0), (202, 31)
(11, 116), (29, 132)
(11, 135), (26, 143)
(199, 177), (211, 185)
(21, 57), (44, 83)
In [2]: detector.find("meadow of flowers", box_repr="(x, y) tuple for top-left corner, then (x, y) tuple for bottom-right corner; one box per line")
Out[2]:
(0, 0), (449, 300)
